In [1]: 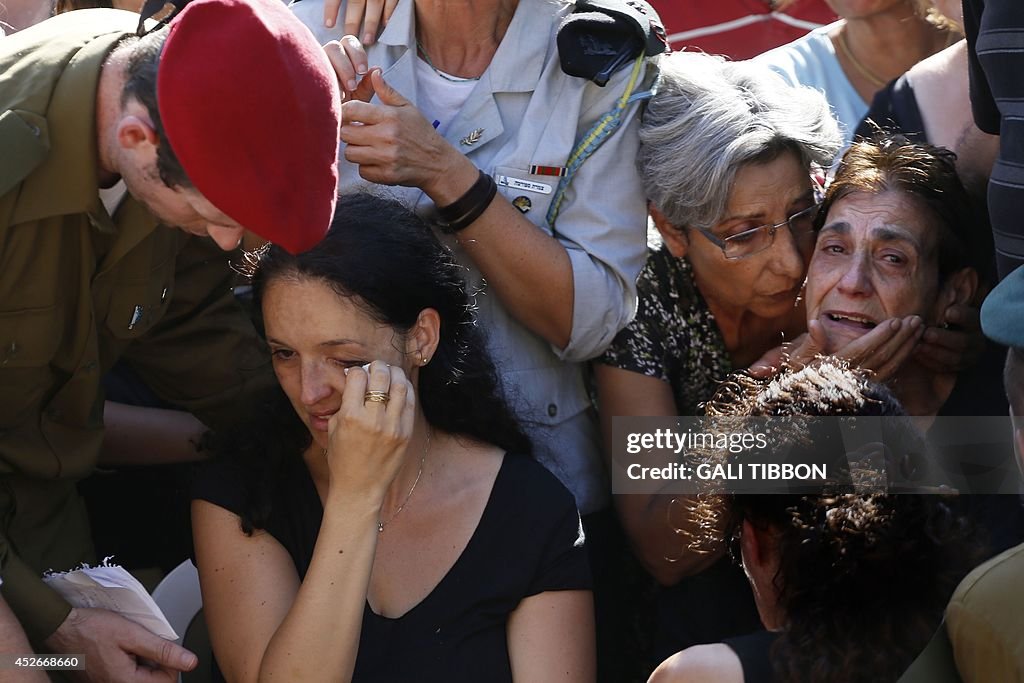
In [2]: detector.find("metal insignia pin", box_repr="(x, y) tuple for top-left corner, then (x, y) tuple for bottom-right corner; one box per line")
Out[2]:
(160, 287), (169, 302)
(460, 128), (484, 146)
(512, 196), (532, 213)
(128, 305), (144, 330)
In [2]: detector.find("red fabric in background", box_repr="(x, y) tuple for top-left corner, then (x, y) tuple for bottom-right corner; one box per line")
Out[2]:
(650, 0), (837, 60)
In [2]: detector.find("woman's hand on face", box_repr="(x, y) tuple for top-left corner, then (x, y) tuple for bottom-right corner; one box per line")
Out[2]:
(810, 315), (925, 381)
(915, 302), (985, 373)
(323, 36), (372, 102)
(340, 69), (464, 195)
(321, 0), (398, 44)
(829, 316), (925, 381)
(325, 360), (416, 502)
(749, 316), (925, 381)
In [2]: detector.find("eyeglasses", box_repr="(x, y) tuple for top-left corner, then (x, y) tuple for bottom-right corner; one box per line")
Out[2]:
(696, 203), (820, 260)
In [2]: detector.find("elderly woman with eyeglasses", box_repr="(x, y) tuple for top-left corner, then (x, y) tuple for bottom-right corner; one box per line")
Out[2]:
(595, 53), (839, 430)
(593, 51), (849, 658)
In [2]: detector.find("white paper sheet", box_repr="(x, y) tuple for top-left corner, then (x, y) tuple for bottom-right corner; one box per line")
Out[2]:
(43, 563), (178, 640)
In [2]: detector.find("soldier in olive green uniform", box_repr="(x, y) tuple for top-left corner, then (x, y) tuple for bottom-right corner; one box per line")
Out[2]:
(0, 0), (341, 678)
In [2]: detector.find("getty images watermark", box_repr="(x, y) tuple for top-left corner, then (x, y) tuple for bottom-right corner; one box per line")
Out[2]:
(624, 427), (826, 483)
(611, 416), (1023, 495)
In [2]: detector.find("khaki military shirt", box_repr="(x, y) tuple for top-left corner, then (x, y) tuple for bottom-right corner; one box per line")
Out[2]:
(0, 10), (272, 641)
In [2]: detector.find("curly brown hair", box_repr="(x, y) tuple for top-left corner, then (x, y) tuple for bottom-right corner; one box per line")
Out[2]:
(736, 493), (976, 683)
(695, 362), (980, 683)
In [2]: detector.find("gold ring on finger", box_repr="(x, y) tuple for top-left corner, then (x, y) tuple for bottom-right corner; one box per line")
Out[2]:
(364, 390), (389, 405)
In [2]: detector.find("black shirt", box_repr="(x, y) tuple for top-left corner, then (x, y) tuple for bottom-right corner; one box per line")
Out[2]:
(723, 630), (779, 683)
(192, 451), (592, 682)
(856, 75), (927, 143)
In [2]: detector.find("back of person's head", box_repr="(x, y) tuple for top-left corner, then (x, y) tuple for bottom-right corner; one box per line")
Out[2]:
(705, 359), (904, 418)
(637, 51), (841, 230)
(733, 492), (974, 683)
(703, 360), (920, 497)
(253, 193), (531, 457)
(820, 135), (990, 281)
(701, 362), (978, 683)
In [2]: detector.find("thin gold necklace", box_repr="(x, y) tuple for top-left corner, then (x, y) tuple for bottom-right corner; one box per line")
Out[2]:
(321, 428), (431, 532)
(836, 28), (887, 90)
(378, 427), (430, 532)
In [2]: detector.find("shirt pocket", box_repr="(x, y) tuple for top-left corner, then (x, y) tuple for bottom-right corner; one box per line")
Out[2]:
(103, 256), (176, 341)
(492, 165), (560, 233)
(0, 304), (62, 429)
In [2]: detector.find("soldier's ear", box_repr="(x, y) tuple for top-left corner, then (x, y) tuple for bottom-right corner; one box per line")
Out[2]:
(115, 114), (158, 152)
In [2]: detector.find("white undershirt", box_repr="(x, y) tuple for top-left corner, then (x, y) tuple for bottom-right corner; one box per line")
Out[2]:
(412, 55), (477, 136)
(99, 180), (128, 216)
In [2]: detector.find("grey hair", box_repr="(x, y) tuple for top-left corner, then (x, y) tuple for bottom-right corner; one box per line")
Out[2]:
(638, 51), (842, 230)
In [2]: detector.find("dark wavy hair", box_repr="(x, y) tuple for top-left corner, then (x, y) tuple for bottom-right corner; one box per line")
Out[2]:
(697, 362), (980, 683)
(212, 193), (532, 534)
(734, 492), (976, 683)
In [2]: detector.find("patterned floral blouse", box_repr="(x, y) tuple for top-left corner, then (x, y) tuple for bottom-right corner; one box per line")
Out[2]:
(599, 245), (732, 415)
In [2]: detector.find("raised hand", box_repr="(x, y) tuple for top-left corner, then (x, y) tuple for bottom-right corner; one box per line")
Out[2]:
(915, 302), (985, 373)
(324, 360), (416, 503)
(321, 0), (398, 44)
(340, 69), (466, 195)
(824, 315), (925, 381)
(749, 315), (925, 382)
(323, 35), (370, 102)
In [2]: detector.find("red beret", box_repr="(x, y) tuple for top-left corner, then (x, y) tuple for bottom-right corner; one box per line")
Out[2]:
(157, 0), (340, 254)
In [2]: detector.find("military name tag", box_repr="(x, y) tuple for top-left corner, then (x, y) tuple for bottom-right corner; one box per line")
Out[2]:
(496, 175), (552, 195)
